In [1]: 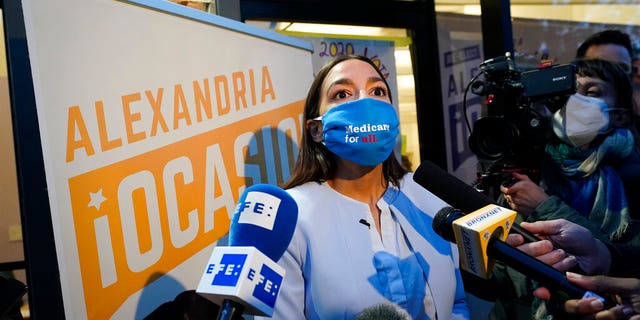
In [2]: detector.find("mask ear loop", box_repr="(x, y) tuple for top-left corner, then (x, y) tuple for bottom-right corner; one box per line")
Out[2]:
(308, 116), (325, 143)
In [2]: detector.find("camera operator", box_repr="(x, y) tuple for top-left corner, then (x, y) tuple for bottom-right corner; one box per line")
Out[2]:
(500, 58), (640, 260)
(474, 58), (640, 320)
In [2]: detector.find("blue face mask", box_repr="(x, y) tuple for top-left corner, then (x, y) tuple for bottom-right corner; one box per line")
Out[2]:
(316, 98), (399, 166)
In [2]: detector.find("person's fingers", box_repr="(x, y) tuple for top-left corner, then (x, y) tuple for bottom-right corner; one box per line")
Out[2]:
(505, 233), (524, 247)
(515, 239), (555, 257)
(551, 255), (579, 272)
(534, 287), (551, 300)
(519, 220), (562, 236)
(564, 297), (604, 315)
(535, 249), (572, 269)
(567, 273), (640, 319)
(593, 305), (634, 320)
(504, 194), (513, 204)
(610, 305), (635, 320)
(567, 273), (640, 295)
(621, 291), (640, 315)
(514, 240), (574, 269)
(511, 172), (531, 181)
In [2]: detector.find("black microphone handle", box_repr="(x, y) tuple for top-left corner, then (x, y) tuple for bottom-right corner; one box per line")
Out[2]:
(509, 223), (541, 243)
(414, 161), (542, 243)
(487, 237), (616, 308)
(216, 299), (245, 320)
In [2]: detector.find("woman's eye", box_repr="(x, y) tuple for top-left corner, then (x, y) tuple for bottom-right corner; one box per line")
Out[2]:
(372, 87), (387, 96)
(586, 90), (602, 98)
(334, 91), (348, 99)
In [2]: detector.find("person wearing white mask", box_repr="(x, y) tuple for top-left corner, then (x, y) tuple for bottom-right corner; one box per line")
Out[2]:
(255, 55), (470, 320)
(488, 58), (640, 319)
(501, 58), (639, 238)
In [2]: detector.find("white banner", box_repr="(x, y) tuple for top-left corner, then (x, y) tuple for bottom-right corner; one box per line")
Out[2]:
(20, 0), (312, 318)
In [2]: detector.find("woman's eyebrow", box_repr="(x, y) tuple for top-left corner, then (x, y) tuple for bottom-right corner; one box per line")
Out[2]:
(326, 78), (354, 91)
(368, 76), (385, 84)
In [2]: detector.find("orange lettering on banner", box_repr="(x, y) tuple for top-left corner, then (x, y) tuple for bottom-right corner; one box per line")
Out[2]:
(65, 66), (278, 163)
(95, 101), (123, 152)
(66, 106), (96, 162)
(194, 78), (213, 122)
(248, 68), (257, 106)
(68, 101), (303, 318)
(173, 84), (193, 129)
(147, 88), (169, 137)
(214, 75), (230, 116)
(232, 71), (247, 110)
(261, 66), (276, 103)
(122, 92), (146, 143)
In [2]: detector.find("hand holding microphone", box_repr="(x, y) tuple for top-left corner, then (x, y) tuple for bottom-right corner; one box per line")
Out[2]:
(413, 160), (609, 275)
(499, 172), (550, 217)
(504, 232), (577, 274)
(432, 206), (616, 309)
(196, 184), (298, 320)
(413, 160), (623, 313)
(513, 219), (612, 278)
(536, 273), (640, 320)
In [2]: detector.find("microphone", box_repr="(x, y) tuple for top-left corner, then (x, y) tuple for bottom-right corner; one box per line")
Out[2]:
(196, 184), (298, 319)
(354, 303), (411, 320)
(413, 160), (539, 242)
(433, 206), (614, 307)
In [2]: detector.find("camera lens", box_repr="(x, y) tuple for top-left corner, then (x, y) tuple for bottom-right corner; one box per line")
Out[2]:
(468, 116), (519, 160)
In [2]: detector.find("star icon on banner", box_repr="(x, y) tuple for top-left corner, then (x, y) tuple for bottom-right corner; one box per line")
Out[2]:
(88, 189), (107, 211)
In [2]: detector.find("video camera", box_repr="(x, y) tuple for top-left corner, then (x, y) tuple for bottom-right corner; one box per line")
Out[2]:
(466, 53), (576, 194)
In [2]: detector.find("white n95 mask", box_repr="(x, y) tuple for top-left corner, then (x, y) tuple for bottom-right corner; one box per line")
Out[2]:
(552, 93), (612, 147)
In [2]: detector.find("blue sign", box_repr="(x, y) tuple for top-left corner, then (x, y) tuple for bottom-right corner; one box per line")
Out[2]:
(211, 253), (247, 287)
(448, 96), (482, 170)
(252, 264), (283, 308)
